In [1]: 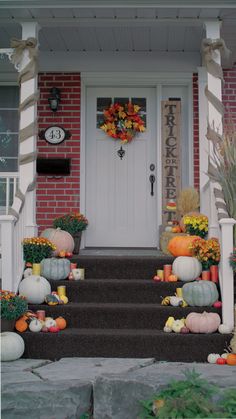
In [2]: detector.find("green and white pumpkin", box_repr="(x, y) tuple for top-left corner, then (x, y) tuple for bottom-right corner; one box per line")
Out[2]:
(172, 256), (202, 282)
(41, 258), (70, 280)
(182, 280), (219, 306)
(1, 332), (25, 361)
(19, 275), (51, 304)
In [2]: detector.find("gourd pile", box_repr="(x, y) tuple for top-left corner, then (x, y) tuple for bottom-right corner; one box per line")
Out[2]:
(15, 310), (67, 333)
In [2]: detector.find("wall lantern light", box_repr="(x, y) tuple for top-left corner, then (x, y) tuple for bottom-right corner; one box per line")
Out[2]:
(48, 87), (61, 112)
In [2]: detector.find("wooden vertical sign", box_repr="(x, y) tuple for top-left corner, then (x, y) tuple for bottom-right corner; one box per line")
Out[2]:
(161, 100), (181, 225)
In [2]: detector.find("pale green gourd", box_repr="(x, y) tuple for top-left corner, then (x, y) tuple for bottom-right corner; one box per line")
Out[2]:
(40, 258), (70, 280)
(182, 280), (219, 306)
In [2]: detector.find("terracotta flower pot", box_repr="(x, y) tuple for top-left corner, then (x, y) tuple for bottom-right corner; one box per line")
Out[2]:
(210, 265), (219, 283)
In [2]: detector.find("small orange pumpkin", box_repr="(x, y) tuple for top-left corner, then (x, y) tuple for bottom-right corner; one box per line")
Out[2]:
(167, 235), (200, 257)
(171, 226), (182, 233)
(15, 317), (28, 332)
(226, 353), (236, 366)
(55, 316), (67, 330)
(168, 274), (178, 282)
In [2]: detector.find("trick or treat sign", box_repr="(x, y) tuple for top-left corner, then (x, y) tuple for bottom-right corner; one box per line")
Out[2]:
(161, 100), (181, 225)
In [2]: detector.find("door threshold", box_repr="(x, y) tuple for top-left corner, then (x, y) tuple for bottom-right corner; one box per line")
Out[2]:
(79, 247), (163, 257)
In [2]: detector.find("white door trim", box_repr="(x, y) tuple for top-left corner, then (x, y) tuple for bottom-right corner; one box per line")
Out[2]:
(80, 72), (194, 248)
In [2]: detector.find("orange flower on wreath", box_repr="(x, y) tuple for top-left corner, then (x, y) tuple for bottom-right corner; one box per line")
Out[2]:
(100, 102), (146, 143)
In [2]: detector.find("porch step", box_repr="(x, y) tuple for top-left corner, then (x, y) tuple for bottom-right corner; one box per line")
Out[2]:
(69, 255), (174, 279)
(49, 279), (188, 303)
(29, 302), (222, 330)
(22, 328), (231, 362)
(20, 255), (232, 361)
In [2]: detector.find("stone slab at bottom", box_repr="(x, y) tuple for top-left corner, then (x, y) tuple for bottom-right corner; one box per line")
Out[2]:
(1, 359), (52, 374)
(93, 362), (236, 419)
(34, 357), (155, 382)
(2, 380), (92, 419)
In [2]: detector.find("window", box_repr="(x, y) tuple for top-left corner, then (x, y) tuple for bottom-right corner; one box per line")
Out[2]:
(0, 86), (19, 172)
(0, 86), (19, 213)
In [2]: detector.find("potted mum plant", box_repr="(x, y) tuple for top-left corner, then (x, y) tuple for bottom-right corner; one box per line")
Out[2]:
(22, 237), (56, 265)
(1, 290), (28, 331)
(190, 237), (220, 281)
(53, 212), (88, 254)
(183, 214), (208, 239)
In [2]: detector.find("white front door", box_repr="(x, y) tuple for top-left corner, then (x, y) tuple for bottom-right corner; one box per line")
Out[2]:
(85, 87), (157, 247)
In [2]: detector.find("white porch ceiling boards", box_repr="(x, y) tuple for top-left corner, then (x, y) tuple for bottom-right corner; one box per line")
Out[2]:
(0, 5), (236, 69)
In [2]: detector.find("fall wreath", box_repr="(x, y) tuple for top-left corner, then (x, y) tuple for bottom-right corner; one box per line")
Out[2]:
(100, 102), (146, 143)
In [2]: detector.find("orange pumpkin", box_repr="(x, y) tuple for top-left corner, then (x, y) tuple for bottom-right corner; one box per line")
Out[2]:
(55, 316), (67, 330)
(15, 317), (28, 332)
(167, 235), (200, 257)
(171, 226), (182, 233)
(226, 353), (236, 366)
(168, 274), (178, 282)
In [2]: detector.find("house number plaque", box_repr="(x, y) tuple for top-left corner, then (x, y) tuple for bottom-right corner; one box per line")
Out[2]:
(39, 126), (71, 144)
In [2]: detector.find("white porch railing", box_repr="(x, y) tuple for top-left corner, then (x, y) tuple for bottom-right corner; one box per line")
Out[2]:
(219, 218), (236, 331)
(0, 194), (29, 292)
(0, 173), (19, 215)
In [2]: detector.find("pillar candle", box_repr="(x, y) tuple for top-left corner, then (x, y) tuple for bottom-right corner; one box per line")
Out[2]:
(57, 286), (66, 297)
(163, 265), (172, 282)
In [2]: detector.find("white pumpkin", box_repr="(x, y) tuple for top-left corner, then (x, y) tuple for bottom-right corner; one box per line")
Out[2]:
(207, 353), (221, 364)
(1, 332), (25, 361)
(218, 324), (233, 334)
(19, 275), (51, 304)
(29, 319), (43, 332)
(23, 268), (33, 278)
(169, 296), (183, 307)
(172, 256), (202, 282)
(44, 318), (56, 328)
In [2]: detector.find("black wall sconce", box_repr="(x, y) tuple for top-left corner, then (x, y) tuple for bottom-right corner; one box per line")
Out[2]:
(48, 87), (61, 112)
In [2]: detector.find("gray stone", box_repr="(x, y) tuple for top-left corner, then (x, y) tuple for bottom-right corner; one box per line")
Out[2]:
(2, 380), (92, 419)
(1, 359), (51, 373)
(2, 370), (42, 385)
(34, 357), (155, 382)
(93, 362), (236, 419)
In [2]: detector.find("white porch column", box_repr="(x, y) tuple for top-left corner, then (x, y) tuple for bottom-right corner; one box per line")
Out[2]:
(197, 66), (210, 218)
(0, 216), (16, 291)
(18, 22), (39, 237)
(204, 21), (222, 239)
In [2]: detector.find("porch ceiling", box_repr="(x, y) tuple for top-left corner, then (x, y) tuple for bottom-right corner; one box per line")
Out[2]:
(0, 5), (236, 66)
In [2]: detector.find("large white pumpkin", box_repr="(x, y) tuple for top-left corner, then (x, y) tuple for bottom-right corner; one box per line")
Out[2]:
(19, 275), (51, 304)
(40, 228), (74, 256)
(1, 332), (25, 361)
(172, 256), (202, 282)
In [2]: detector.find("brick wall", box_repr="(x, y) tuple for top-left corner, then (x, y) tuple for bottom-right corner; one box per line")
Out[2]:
(37, 73), (81, 232)
(223, 64), (236, 126)
(192, 64), (236, 190)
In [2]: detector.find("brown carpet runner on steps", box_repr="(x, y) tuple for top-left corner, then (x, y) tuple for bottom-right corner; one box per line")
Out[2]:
(21, 255), (232, 361)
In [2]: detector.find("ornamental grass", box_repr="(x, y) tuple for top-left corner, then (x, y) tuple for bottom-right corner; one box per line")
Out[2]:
(207, 122), (236, 245)
(0, 290), (28, 320)
(229, 247), (236, 272)
(189, 237), (220, 270)
(183, 214), (208, 238)
(22, 237), (56, 264)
